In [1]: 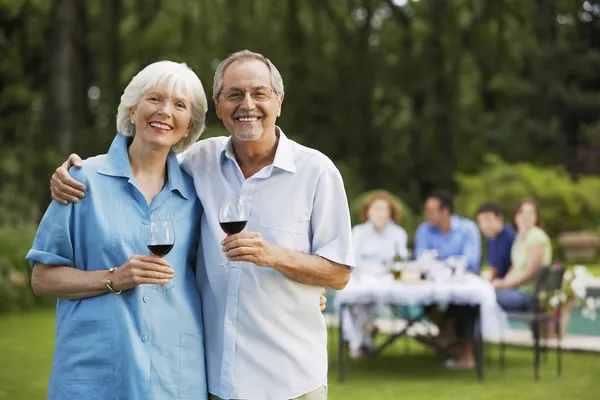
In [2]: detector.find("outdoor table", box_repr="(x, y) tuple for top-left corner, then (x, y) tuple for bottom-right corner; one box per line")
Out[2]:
(334, 272), (509, 382)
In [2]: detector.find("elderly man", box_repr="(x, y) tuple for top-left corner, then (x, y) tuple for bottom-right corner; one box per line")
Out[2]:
(414, 190), (482, 369)
(50, 50), (354, 400)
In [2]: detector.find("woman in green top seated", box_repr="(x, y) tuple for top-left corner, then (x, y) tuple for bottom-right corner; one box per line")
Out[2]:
(492, 198), (552, 311)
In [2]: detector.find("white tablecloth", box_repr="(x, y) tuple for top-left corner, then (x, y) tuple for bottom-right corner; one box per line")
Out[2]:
(334, 273), (509, 341)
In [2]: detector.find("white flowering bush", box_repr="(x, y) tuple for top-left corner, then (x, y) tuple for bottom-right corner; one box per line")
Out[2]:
(538, 265), (600, 321)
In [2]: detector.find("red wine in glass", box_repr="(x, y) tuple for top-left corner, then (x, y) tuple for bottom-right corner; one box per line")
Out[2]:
(219, 221), (248, 235)
(146, 220), (175, 288)
(147, 243), (174, 257)
(219, 197), (250, 266)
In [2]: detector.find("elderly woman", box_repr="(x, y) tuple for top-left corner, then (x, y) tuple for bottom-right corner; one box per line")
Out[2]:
(343, 190), (409, 358)
(26, 61), (209, 399)
(492, 198), (552, 311)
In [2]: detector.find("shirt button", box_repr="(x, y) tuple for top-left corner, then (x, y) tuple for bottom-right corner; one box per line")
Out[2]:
(143, 296), (148, 303)
(142, 335), (148, 342)
(227, 321), (232, 326)
(142, 219), (149, 225)
(230, 291), (236, 296)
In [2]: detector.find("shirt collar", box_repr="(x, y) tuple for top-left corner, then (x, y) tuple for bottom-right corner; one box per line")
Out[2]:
(427, 214), (462, 234)
(219, 126), (297, 173)
(98, 133), (191, 200)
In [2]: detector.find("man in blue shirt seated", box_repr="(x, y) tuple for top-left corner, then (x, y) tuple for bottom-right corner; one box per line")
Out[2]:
(415, 191), (482, 273)
(414, 190), (482, 369)
(475, 202), (516, 280)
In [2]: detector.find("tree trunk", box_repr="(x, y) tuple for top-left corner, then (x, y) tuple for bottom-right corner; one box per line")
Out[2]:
(47, 0), (78, 158)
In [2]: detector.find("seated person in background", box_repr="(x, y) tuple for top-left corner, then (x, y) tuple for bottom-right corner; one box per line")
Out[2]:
(414, 190), (481, 369)
(353, 190), (409, 270)
(415, 191), (481, 274)
(475, 202), (516, 280)
(493, 198), (552, 311)
(344, 190), (409, 358)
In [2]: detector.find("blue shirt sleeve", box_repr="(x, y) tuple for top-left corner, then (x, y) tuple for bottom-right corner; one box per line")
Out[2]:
(26, 200), (76, 269)
(25, 167), (88, 269)
(310, 167), (355, 269)
(462, 221), (482, 274)
(414, 223), (429, 258)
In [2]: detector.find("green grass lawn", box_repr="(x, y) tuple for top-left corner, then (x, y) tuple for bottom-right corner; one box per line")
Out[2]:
(585, 264), (600, 276)
(1, 310), (599, 400)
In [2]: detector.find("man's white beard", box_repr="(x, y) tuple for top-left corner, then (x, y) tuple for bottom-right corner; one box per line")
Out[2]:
(234, 124), (263, 141)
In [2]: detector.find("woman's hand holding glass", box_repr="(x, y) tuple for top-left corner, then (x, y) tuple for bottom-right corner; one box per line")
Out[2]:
(109, 255), (174, 292)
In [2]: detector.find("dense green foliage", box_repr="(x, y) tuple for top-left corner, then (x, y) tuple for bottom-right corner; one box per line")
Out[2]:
(1, 0), (599, 225)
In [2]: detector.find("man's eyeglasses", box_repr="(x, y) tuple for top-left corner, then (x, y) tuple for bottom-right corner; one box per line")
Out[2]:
(220, 87), (276, 103)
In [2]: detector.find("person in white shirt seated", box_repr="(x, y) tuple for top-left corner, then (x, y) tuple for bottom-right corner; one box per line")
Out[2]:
(344, 190), (409, 358)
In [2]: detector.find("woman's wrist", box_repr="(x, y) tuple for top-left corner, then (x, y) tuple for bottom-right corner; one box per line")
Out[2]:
(103, 267), (122, 294)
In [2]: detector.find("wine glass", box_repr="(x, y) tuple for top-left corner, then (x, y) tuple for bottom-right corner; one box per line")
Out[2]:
(219, 197), (250, 267)
(146, 220), (175, 289)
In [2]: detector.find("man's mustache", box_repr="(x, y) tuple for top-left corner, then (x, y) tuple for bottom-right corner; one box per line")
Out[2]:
(232, 110), (264, 118)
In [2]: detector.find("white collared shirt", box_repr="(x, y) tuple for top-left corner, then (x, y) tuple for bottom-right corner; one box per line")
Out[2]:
(179, 128), (354, 400)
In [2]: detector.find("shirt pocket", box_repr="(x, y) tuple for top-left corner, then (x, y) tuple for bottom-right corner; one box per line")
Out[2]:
(53, 384), (109, 400)
(54, 319), (114, 384)
(179, 333), (207, 399)
(259, 216), (310, 253)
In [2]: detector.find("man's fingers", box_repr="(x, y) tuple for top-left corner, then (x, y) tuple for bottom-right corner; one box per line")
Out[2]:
(222, 238), (261, 252)
(56, 167), (87, 193)
(320, 295), (327, 311)
(53, 177), (85, 200)
(221, 232), (259, 246)
(51, 192), (72, 205)
(67, 153), (83, 169)
(225, 246), (260, 259)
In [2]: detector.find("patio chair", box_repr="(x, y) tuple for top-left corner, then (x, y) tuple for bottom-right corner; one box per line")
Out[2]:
(499, 265), (565, 380)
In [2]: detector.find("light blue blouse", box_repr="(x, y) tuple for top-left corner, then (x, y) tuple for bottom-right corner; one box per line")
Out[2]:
(26, 133), (207, 400)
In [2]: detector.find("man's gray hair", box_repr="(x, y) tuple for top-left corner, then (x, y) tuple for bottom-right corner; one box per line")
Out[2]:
(116, 60), (208, 153)
(212, 50), (285, 103)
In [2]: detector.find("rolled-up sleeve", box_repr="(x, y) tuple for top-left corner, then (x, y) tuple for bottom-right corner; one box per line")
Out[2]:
(310, 167), (355, 270)
(26, 201), (75, 268)
(25, 166), (86, 269)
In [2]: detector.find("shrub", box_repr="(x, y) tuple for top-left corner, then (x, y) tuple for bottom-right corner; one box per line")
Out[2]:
(454, 155), (600, 241)
(0, 226), (55, 313)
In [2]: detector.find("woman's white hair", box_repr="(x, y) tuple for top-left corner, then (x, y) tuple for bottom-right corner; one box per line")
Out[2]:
(212, 50), (284, 103)
(116, 60), (208, 153)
